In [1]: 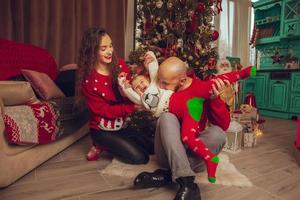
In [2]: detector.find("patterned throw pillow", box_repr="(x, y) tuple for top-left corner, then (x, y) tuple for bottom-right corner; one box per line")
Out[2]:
(21, 69), (65, 100)
(3, 102), (59, 145)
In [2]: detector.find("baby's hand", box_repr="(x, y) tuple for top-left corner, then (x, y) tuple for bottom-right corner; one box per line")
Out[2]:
(124, 80), (132, 89)
(143, 51), (155, 69)
(118, 72), (127, 79)
(118, 72), (127, 87)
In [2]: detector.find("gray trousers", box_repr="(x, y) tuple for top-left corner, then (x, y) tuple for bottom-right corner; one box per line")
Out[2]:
(155, 112), (226, 180)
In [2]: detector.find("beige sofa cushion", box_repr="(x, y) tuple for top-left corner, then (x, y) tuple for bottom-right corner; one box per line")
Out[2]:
(0, 81), (39, 106)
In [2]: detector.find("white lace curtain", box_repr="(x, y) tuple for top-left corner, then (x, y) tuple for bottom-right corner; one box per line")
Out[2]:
(215, 0), (253, 66)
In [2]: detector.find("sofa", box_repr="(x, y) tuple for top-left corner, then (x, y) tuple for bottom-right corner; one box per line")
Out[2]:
(0, 39), (89, 188)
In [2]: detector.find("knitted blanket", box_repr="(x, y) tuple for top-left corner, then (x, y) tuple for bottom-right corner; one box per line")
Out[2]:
(3, 102), (59, 145)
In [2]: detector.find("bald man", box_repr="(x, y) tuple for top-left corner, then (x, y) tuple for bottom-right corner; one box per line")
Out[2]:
(134, 56), (255, 200)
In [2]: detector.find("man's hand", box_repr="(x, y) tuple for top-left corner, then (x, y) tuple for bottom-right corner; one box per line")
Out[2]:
(211, 78), (231, 99)
(143, 51), (155, 69)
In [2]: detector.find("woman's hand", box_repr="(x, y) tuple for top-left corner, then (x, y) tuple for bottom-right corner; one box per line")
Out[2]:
(211, 78), (231, 99)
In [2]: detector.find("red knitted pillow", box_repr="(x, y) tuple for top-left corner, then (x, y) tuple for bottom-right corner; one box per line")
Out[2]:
(3, 102), (59, 145)
(21, 69), (65, 100)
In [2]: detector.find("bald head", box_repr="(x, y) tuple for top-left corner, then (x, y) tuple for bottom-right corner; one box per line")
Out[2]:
(159, 57), (188, 78)
(158, 57), (189, 91)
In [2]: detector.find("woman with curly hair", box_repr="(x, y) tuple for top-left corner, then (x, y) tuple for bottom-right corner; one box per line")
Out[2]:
(76, 27), (151, 164)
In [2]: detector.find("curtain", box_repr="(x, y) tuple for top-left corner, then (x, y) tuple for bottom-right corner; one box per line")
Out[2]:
(215, 0), (252, 66)
(0, 0), (127, 67)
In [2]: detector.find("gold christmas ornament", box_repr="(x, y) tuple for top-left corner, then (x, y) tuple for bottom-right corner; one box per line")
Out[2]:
(188, 55), (193, 61)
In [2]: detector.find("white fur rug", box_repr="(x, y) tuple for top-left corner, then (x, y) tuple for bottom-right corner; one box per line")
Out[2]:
(100, 154), (253, 187)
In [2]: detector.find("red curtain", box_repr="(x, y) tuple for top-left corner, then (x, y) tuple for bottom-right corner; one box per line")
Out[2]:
(0, 0), (127, 67)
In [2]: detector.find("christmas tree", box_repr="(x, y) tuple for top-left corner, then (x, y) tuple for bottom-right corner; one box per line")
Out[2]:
(129, 0), (223, 79)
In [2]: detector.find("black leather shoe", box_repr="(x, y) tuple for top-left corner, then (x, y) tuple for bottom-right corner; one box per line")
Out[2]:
(134, 169), (172, 188)
(174, 176), (201, 200)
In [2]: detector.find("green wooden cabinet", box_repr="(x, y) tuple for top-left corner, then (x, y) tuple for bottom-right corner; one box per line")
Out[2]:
(281, 0), (300, 37)
(290, 93), (300, 114)
(241, 73), (269, 109)
(290, 72), (300, 117)
(291, 72), (300, 92)
(268, 79), (290, 111)
(242, 71), (298, 119)
(243, 0), (300, 119)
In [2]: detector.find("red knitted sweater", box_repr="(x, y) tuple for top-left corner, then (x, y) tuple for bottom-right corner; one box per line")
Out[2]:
(81, 59), (135, 131)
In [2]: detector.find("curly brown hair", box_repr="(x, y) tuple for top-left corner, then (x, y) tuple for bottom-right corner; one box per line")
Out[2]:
(76, 27), (121, 103)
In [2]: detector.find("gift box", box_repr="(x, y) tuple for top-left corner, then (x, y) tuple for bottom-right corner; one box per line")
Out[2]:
(234, 104), (258, 121)
(223, 120), (243, 153)
(243, 131), (257, 147)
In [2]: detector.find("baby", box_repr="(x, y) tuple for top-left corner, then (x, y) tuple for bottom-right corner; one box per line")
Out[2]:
(118, 51), (173, 117)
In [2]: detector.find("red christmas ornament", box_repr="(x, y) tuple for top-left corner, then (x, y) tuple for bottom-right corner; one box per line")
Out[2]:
(211, 30), (219, 41)
(186, 16), (197, 33)
(197, 3), (205, 13)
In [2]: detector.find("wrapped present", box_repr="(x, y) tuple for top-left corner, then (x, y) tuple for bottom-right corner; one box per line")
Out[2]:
(243, 131), (258, 147)
(223, 120), (243, 153)
(239, 104), (258, 121)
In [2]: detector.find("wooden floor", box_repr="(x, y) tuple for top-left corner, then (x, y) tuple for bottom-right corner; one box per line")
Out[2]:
(0, 117), (299, 200)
